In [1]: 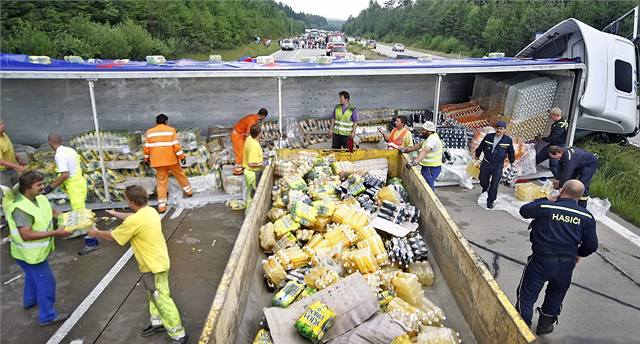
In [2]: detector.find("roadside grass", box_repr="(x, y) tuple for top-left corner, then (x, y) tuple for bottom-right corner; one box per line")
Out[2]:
(398, 45), (468, 59)
(578, 140), (640, 227)
(173, 44), (280, 61)
(347, 42), (388, 60)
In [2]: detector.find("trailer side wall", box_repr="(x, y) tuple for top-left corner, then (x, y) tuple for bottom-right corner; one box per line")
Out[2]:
(1, 75), (474, 146)
(400, 158), (535, 344)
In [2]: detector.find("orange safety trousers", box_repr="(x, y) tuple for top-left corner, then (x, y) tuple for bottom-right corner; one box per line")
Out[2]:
(231, 131), (246, 166)
(155, 164), (192, 210)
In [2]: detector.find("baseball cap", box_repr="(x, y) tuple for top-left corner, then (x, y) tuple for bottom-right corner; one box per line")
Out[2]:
(495, 121), (507, 128)
(414, 121), (436, 131)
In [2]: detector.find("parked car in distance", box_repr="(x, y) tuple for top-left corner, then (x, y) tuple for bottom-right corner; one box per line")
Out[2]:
(392, 43), (405, 52)
(331, 44), (348, 59)
(366, 39), (377, 49)
(281, 39), (295, 51)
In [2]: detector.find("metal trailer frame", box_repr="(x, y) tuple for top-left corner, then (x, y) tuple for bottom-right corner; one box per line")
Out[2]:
(0, 60), (586, 204)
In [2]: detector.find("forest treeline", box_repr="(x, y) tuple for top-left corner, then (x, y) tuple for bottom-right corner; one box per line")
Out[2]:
(343, 0), (637, 56)
(0, 0), (330, 60)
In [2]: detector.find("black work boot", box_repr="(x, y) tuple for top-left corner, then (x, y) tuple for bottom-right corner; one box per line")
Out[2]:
(536, 307), (558, 335)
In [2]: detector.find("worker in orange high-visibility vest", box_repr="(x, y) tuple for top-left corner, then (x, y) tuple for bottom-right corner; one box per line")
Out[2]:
(143, 114), (192, 213)
(230, 108), (268, 175)
(379, 115), (413, 150)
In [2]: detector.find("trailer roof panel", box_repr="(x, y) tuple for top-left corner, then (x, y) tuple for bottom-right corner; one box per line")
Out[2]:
(0, 53), (584, 79)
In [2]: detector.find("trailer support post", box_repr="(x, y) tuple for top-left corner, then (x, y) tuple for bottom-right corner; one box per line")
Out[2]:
(87, 79), (111, 202)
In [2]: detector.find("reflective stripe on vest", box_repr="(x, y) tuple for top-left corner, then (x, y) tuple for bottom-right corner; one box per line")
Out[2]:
(419, 133), (443, 167)
(333, 105), (354, 136)
(389, 127), (409, 146)
(6, 194), (54, 264)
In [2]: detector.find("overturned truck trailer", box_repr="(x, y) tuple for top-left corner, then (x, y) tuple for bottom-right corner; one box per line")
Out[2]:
(1, 54), (594, 342)
(198, 149), (536, 343)
(1, 54), (591, 148)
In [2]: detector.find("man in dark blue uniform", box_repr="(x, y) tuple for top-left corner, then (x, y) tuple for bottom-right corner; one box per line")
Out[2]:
(535, 107), (568, 177)
(475, 121), (515, 209)
(516, 179), (598, 335)
(548, 146), (598, 207)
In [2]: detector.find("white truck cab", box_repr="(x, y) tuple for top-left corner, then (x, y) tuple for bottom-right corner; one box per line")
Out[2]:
(517, 6), (639, 139)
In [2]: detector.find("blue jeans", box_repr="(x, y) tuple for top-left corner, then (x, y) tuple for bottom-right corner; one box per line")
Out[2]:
(420, 165), (442, 190)
(15, 259), (58, 324)
(84, 236), (99, 247)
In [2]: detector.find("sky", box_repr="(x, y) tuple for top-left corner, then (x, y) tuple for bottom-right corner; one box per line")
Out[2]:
(277, 0), (382, 20)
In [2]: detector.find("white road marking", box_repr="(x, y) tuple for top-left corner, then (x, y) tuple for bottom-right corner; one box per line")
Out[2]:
(46, 210), (169, 344)
(600, 215), (640, 249)
(3, 274), (22, 285)
(211, 239), (217, 247)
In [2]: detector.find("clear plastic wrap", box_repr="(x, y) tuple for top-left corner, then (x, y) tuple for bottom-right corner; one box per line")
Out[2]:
(416, 326), (461, 344)
(266, 207), (287, 222)
(259, 222), (277, 252)
(324, 224), (358, 251)
(275, 246), (309, 270)
(273, 232), (298, 253)
(304, 266), (340, 290)
(262, 256), (286, 286)
(343, 247), (379, 274)
(332, 204), (369, 230)
(408, 260), (435, 287)
(357, 234), (389, 266)
(392, 272), (423, 307)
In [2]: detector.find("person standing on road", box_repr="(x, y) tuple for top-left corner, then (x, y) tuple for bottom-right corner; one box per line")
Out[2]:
(330, 90), (358, 150)
(43, 133), (99, 255)
(548, 145), (598, 208)
(401, 121), (443, 190)
(243, 124), (265, 210)
(144, 114), (193, 214)
(230, 108), (268, 175)
(379, 116), (413, 150)
(475, 121), (515, 209)
(535, 107), (568, 177)
(516, 179), (598, 335)
(6, 171), (71, 326)
(0, 120), (26, 188)
(88, 185), (188, 344)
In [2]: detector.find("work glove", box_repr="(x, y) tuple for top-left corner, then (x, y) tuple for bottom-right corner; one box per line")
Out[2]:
(43, 185), (53, 195)
(405, 159), (418, 169)
(180, 158), (187, 166)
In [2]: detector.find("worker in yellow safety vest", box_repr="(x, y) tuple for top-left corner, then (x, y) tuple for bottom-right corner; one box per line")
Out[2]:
(330, 90), (358, 150)
(6, 170), (71, 326)
(243, 124), (265, 211)
(379, 115), (413, 150)
(43, 133), (99, 255)
(0, 120), (26, 187)
(401, 121), (443, 190)
(144, 114), (193, 214)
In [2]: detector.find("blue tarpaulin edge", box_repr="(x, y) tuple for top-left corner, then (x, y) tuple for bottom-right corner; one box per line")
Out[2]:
(0, 53), (581, 72)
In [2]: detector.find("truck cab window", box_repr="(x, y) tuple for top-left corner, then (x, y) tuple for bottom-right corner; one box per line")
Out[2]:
(614, 59), (633, 93)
